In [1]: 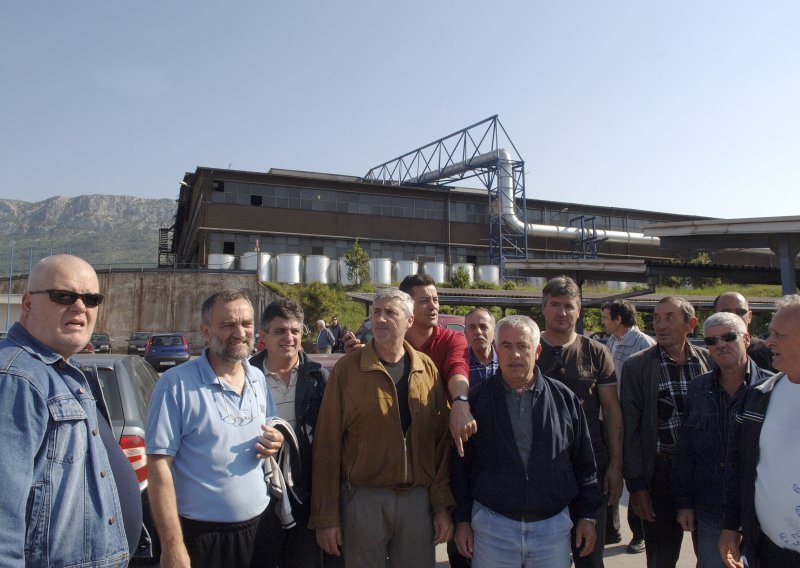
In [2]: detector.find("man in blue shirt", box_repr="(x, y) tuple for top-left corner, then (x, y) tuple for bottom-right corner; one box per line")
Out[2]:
(147, 289), (284, 567)
(0, 254), (140, 566)
(451, 315), (602, 567)
(464, 307), (499, 388)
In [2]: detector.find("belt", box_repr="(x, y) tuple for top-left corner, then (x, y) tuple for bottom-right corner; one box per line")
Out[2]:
(499, 510), (557, 523)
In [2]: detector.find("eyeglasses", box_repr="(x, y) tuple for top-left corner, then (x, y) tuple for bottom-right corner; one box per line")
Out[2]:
(29, 289), (104, 308)
(216, 378), (256, 427)
(703, 331), (741, 346)
(721, 308), (749, 317)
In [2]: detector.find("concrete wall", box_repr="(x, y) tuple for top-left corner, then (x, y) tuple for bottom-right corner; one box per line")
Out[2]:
(1, 269), (278, 353)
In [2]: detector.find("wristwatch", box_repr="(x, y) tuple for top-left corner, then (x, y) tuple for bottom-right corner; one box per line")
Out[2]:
(579, 518), (597, 525)
(453, 395), (469, 403)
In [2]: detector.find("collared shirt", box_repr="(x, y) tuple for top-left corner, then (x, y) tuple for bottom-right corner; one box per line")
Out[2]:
(146, 349), (277, 522)
(467, 346), (499, 389)
(502, 379), (535, 471)
(656, 343), (705, 454)
(264, 363), (299, 428)
(606, 326), (656, 382)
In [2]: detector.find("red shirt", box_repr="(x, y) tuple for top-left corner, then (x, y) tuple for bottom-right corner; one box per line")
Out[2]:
(417, 325), (469, 389)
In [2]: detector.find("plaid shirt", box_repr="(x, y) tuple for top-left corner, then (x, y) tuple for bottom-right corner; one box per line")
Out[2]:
(466, 346), (499, 389)
(656, 343), (705, 454)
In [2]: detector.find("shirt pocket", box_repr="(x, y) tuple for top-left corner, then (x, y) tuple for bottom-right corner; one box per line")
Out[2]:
(47, 397), (89, 464)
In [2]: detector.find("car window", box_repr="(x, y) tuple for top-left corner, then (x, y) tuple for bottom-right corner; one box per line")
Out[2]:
(83, 365), (124, 424)
(131, 357), (158, 411)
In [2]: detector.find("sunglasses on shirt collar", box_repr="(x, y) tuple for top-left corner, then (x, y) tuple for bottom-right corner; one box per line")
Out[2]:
(29, 289), (105, 308)
(703, 331), (741, 347)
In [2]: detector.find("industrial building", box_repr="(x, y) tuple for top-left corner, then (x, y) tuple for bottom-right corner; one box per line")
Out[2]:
(167, 117), (782, 286)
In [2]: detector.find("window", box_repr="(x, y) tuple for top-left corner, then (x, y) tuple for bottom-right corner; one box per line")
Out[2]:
(223, 241), (235, 255)
(250, 195), (262, 206)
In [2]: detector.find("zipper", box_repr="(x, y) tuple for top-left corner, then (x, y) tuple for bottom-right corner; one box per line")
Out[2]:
(389, 369), (411, 485)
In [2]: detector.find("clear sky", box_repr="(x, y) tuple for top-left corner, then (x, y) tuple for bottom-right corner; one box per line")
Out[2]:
(2, 1), (799, 219)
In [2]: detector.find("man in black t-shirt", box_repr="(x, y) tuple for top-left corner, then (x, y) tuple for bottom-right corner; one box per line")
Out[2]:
(536, 276), (623, 568)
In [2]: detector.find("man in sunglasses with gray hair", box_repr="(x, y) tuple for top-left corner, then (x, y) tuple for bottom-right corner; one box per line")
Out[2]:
(0, 254), (143, 565)
(672, 312), (772, 567)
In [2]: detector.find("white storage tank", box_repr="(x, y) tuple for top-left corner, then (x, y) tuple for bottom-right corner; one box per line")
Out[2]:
(208, 254), (236, 270)
(476, 264), (500, 285)
(423, 261), (447, 284)
(526, 277), (546, 289)
(450, 263), (475, 284)
(394, 260), (418, 283)
(240, 252), (272, 282)
(305, 255), (331, 283)
(370, 258), (392, 285)
(258, 254), (273, 282)
(326, 259), (339, 284)
(275, 254), (303, 284)
(338, 258), (352, 286)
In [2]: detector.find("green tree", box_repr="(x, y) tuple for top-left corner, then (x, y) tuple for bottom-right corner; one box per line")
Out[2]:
(296, 281), (338, 330)
(344, 240), (370, 289)
(450, 265), (472, 289)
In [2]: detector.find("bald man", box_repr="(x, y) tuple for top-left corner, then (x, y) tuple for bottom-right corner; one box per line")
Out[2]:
(713, 292), (774, 372)
(0, 255), (143, 565)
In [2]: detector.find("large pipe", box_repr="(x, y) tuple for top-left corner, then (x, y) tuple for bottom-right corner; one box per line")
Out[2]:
(409, 149), (661, 246)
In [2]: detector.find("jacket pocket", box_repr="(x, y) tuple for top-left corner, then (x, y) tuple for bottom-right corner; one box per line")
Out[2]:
(47, 397), (89, 464)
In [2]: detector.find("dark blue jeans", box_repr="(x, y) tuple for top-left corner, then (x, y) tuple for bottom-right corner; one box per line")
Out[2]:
(642, 456), (684, 568)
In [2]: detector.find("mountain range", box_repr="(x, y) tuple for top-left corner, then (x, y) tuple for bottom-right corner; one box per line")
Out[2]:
(0, 195), (176, 276)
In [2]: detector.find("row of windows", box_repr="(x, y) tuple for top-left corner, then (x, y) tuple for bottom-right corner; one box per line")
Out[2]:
(210, 180), (656, 232)
(211, 182), (451, 222)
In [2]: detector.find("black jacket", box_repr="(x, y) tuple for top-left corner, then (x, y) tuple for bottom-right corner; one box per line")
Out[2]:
(450, 369), (602, 523)
(250, 350), (326, 523)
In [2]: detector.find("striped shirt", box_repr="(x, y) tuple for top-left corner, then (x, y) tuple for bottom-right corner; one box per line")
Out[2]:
(264, 364), (299, 428)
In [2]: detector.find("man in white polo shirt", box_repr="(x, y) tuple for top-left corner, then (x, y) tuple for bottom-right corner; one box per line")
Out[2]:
(720, 294), (800, 567)
(146, 289), (284, 567)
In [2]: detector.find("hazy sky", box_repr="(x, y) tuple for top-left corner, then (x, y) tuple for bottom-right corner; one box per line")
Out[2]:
(2, 1), (799, 219)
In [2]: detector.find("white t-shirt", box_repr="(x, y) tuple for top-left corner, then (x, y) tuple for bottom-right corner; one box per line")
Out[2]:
(754, 376), (800, 551)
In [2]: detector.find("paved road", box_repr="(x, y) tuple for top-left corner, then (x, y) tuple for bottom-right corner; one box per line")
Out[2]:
(435, 488), (697, 567)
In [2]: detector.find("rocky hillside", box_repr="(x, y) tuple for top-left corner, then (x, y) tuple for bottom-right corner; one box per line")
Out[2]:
(0, 195), (176, 275)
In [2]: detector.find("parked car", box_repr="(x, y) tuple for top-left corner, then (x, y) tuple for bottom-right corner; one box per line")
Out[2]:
(128, 332), (152, 355)
(91, 332), (113, 353)
(144, 333), (191, 372)
(437, 314), (466, 333)
(80, 341), (95, 353)
(73, 354), (160, 562)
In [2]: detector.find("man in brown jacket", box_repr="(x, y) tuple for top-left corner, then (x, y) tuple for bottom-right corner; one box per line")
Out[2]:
(310, 288), (454, 567)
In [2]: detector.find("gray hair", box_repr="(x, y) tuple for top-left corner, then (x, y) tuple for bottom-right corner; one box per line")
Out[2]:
(776, 294), (800, 313)
(374, 288), (414, 317)
(494, 315), (541, 346)
(657, 296), (696, 322)
(466, 307), (496, 326)
(703, 312), (747, 335)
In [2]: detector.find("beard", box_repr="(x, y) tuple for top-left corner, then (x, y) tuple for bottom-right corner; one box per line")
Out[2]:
(209, 334), (253, 362)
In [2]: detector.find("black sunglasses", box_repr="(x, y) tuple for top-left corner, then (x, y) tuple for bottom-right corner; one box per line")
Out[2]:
(703, 331), (740, 346)
(721, 308), (749, 317)
(29, 289), (105, 308)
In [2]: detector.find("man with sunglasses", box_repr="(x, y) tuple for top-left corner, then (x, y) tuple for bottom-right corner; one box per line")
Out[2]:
(713, 291), (774, 372)
(0, 254), (142, 565)
(622, 296), (714, 568)
(672, 312), (772, 567)
(146, 290), (284, 567)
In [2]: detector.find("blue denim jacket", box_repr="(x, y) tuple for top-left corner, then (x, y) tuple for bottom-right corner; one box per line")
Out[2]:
(671, 359), (773, 519)
(0, 323), (129, 567)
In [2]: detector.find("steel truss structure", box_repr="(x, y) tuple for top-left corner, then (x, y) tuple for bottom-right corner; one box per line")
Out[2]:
(364, 115), (528, 271)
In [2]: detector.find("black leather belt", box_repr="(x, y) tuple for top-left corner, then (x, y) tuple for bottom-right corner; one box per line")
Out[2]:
(499, 510), (557, 523)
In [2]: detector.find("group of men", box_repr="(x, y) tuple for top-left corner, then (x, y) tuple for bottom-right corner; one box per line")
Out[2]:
(2, 254), (799, 568)
(315, 316), (344, 354)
